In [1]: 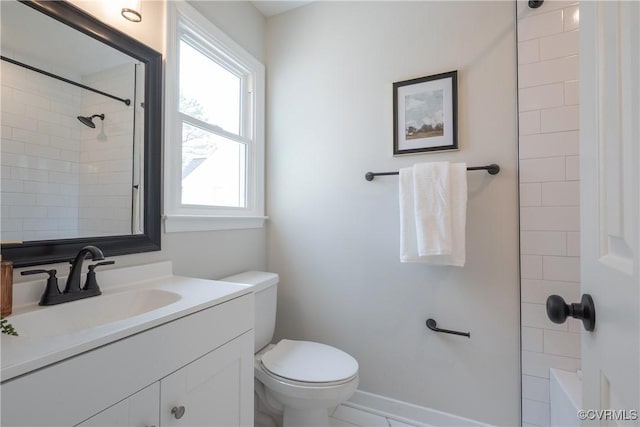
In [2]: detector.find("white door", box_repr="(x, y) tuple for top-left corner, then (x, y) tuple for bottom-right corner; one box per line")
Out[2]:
(580, 0), (639, 424)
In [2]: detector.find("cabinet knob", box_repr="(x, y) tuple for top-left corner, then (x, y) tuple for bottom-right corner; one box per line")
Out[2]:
(171, 406), (186, 419)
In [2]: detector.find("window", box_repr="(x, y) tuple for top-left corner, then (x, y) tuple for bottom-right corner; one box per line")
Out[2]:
(164, 1), (265, 232)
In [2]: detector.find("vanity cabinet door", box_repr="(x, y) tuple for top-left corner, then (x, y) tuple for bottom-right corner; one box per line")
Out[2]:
(160, 331), (254, 427)
(76, 382), (160, 427)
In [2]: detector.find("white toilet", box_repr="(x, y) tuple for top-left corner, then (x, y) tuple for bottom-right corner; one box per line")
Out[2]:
(222, 271), (359, 427)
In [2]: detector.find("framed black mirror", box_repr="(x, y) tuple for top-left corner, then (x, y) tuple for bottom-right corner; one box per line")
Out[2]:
(1, 0), (162, 267)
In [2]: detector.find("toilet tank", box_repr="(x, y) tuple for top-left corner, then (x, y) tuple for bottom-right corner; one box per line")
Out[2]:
(221, 271), (279, 352)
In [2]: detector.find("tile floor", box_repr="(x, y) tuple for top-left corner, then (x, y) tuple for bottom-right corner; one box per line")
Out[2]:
(329, 404), (420, 427)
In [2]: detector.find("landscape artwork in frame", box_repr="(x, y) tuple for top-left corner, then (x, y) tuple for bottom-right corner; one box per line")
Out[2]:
(393, 70), (458, 155)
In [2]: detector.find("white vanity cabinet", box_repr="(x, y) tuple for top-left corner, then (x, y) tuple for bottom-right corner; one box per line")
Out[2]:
(160, 332), (254, 426)
(1, 292), (254, 427)
(78, 332), (254, 427)
(78, 383), (160, 427)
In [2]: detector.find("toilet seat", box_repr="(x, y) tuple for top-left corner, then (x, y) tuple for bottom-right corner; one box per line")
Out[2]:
(261, 339), (359, 384)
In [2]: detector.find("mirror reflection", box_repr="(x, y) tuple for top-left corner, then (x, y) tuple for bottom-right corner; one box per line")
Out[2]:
(1, 0), (144, 242)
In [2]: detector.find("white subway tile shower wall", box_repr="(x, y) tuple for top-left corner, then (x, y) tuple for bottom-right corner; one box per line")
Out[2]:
(1, 59), (82, 241)
(79, 63), (135, 237)
(0, 60), (135, 241)
(517, 1), (580, 426)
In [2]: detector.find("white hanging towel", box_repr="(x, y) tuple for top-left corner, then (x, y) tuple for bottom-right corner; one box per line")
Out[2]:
(399, 162), (467, 266)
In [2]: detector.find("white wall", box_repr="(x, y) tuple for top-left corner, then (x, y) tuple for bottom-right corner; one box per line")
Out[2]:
(187, 1), (266, 64)
(67, 0), (165, 54)
(11, 1), (267, 282)
(517, 1), (581, 426)
(265, 2), (519, 425)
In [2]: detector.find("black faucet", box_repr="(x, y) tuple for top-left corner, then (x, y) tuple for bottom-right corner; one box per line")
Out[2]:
(65, 245), (105, 294)
(21, 245), (114, 306)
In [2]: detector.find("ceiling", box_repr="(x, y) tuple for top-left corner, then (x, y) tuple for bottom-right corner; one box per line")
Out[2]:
(251, 1), (314, 17)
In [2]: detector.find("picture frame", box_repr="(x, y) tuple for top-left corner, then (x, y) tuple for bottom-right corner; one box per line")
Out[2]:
(393, 70), (458, 155)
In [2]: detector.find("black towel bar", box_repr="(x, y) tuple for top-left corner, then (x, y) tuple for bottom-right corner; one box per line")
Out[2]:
(426, 318), (470, 338)
(365, 163), (500, 181)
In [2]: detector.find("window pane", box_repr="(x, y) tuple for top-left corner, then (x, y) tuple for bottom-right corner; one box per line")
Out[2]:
(181, 123), (245, 208)
(179, 40), (241, 135)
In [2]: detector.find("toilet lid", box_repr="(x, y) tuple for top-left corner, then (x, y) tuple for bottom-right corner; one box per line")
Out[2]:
(261, 339), (359, 383)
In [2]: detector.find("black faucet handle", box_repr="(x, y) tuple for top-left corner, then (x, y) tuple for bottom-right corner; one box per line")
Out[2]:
(83, 260), (114, 294)
(89, 261), (116, 273)
(20, 269), (62, 306)
(21, 268), (57, 277)
(88, 260), (115, 271)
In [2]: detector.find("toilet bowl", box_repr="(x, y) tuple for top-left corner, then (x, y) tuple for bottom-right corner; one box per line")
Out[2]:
(256, 340), (359, 426)
(222, 272), (359, 427)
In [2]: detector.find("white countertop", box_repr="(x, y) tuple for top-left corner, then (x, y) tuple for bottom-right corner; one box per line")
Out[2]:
(1, 261), (252, 382)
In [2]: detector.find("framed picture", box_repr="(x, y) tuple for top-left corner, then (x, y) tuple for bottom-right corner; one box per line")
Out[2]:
(393, 70), (458, 155)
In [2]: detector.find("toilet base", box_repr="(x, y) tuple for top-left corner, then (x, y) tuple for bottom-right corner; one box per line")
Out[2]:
(283, 406), (331, 427)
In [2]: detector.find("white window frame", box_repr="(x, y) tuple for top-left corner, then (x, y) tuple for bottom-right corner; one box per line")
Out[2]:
(164, 1), (266, 232)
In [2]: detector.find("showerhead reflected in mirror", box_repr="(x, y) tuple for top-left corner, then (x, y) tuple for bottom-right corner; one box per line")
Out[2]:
(77, 113), (105, 128)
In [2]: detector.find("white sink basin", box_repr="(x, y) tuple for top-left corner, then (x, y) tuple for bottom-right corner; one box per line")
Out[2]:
(2, 262), (254, 382)
(10, 289), (181, 338)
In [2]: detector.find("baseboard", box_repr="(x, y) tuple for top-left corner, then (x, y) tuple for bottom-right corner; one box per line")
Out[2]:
(345, 390), (491, 427)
